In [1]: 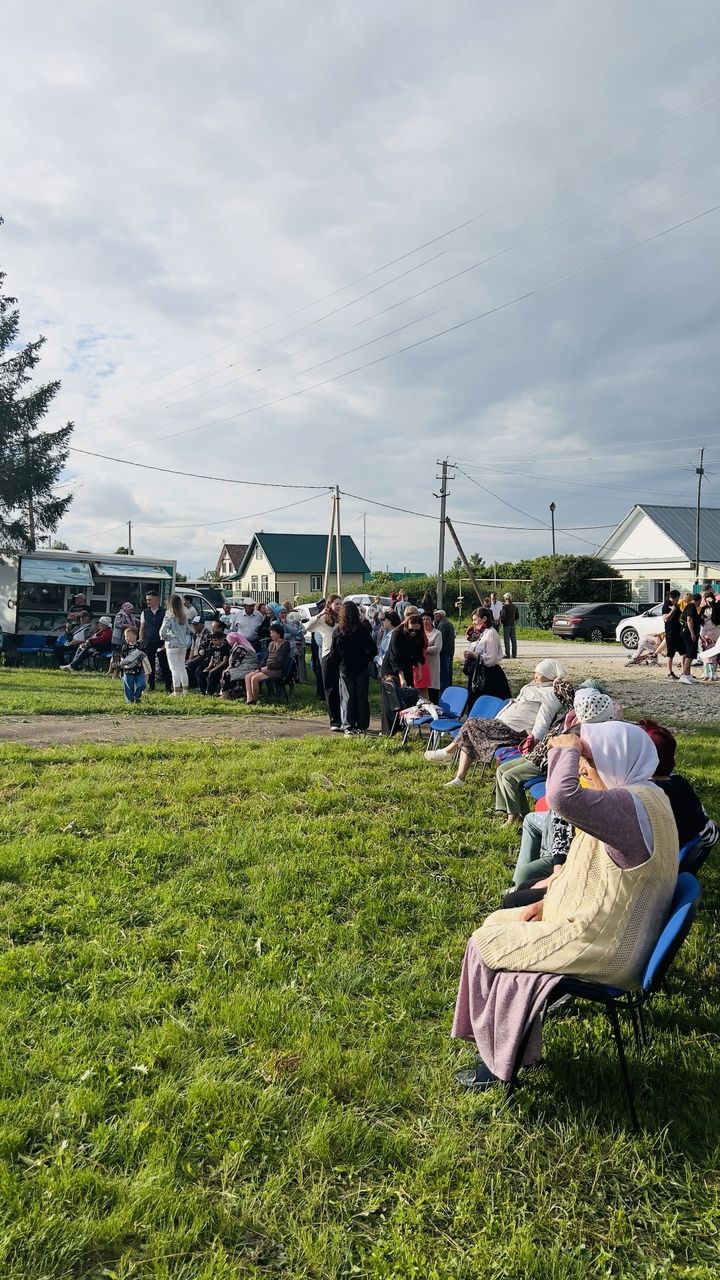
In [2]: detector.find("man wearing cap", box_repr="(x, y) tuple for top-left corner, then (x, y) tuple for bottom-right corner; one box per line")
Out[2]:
(499, 592), (519, 658)
(234, 597), (263, 645)
(60, 615), (113, 671)
(433, 609), (456, 693)
(186, 616), (212, 689)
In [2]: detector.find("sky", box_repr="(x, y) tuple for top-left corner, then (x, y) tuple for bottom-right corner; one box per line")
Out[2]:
(2, 0), (720, 578)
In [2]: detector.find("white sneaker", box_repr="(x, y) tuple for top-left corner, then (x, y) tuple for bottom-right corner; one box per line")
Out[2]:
(444, 776), (466, 787)
(424, 749), (450, 762)
(678, 675), (695, 684)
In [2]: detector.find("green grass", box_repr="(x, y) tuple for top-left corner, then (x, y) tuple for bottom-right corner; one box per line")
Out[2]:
(0, 731), (718, 1278)
(0, 667), (341, 718)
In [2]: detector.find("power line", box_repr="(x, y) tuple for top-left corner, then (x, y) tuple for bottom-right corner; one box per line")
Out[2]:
(128, 490), (327, 533)
(80, 133), (720, 438)
(339, 489), (611, 533)
(67, 447), (332, 491)
(120, 197), (720, 447)
(78, 78), (720, 415)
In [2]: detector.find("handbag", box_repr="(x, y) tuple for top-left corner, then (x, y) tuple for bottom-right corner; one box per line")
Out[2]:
(462, 655), (486, 693)
(413, 660), (432, 689)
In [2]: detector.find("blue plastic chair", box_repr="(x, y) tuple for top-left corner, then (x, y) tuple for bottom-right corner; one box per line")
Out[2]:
(15, 634), (48, 667)
(525, 780), (546, 802)
(428, 695), (509, 751)
(401, 685), (468, 746)
(507, 873), (702, 1131)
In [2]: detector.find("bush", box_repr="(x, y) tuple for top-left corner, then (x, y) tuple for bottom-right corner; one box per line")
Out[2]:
(527, 555), (628, 629)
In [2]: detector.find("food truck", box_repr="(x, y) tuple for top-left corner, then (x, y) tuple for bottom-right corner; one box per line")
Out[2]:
(0, 549), (177, 650)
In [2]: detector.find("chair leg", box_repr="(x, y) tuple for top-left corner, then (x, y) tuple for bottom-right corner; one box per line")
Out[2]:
(606, 1003), (640, 1133)
(628, 1005), (644, 1051)
(401, 721), (411, 747)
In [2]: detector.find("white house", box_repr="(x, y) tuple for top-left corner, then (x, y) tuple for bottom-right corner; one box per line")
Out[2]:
(232, 532), (369, 602)
(215, 543), (248, 581)
(597, 504), (720, 604)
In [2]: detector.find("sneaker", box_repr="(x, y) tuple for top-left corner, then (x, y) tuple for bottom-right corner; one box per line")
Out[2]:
(455, 1062), (500, 1091)
(678, 675), (695, 684)
(330, 724), (342, 732)
(59, 664), (73, 672)
(444, 776), (466, 787)
(424, 748), (450, 762)
(666, 672), (678, 680)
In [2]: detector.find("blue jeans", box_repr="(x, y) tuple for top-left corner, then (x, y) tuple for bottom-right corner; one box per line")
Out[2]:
(512, 810), (553, 885)
(123, 671), (146, 703)
(439, 651), (453, 693)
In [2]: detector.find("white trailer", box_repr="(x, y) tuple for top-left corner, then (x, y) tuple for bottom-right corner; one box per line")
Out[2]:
(0, 549), (177, 647)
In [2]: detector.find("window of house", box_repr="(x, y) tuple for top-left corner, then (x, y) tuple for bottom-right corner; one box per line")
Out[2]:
(261, 575), (268, 590)
(255, 546), (262, 560)
(251, 575), (259, 590)
(310, 574), (322, 592)
(654, 580), (671, 602)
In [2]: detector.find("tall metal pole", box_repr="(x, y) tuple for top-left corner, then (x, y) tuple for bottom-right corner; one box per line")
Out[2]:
(322, 490), (336, 599)
(334, 483), (343, 596)
(549, 502), (556, 558)
(362, 512), (367, 563)
(127, 520), (133, 556)
(695, 448), (705, 581)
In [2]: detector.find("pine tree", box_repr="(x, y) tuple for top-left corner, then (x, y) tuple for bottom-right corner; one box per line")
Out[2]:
(0, 223), (74, 550)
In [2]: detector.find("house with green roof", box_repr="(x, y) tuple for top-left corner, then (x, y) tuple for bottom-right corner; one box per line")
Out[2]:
(232, 533), (370, 602)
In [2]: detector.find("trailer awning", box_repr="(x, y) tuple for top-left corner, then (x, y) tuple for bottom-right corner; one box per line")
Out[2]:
(92, 561), (172, 581)
(20, 558), (95, 587)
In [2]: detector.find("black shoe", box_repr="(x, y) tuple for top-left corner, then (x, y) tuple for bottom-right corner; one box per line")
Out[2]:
(455, 1062), (500, 1091)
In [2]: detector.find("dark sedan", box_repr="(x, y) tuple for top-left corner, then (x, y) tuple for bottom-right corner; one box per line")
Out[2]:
(551, 602), (636, 642)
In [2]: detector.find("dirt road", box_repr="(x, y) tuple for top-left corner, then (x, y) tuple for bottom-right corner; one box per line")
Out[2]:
(0, 713), (333, 747)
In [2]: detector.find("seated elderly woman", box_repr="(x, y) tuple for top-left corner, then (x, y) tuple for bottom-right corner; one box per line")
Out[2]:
(639, 718), (718, 866)
(451, 721), (678, 1089)
(494, 683), (619, 827)
(424, 659), (566, 788)
(244, 622), (292, 705)
(219, 631), (260, 699)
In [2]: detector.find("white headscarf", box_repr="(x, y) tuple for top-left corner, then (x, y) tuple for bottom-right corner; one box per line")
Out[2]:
(534, 658), (566, 680)
(580, 722), (659, 789)
(573, 688), (614, 724)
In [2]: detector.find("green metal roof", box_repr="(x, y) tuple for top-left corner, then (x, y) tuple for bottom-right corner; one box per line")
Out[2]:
(234, 533), (369, 579)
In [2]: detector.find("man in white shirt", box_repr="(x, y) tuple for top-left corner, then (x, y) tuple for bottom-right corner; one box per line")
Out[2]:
(234, 597), (263, 643)
(489, 592), (503, 625)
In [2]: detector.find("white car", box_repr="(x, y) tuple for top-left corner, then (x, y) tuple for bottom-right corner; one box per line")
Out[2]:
(615, 603), (664, 650)
(343, 594), (393, 609)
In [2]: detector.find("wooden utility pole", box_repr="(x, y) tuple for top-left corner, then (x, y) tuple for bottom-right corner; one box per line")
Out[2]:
(127, 521), (133, 556)
(25, 434), (36, 551)
(322, 491), (336, 599)
(445, 517), (485, 603)
(694, 447), (705, 580)
(436, 458), (455, 609)
(334, 484), (342, 595)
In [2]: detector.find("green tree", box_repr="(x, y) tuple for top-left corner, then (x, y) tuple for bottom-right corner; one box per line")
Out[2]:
(50, 539), (69, 550)
(449, 552), (487, 576)
(0, 227), (73, 550)
(527, 555), (627, 628)
(114, 546), (134, 556)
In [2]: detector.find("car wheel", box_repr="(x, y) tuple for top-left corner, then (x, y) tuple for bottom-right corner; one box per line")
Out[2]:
(620, 627), (639, 650)
(588, 627), (605, 643)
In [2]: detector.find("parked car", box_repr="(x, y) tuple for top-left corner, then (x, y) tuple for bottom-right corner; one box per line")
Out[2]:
(343, 594), (393, 609)
(615, 603), (665, 650)
(551, 602), (636, 642)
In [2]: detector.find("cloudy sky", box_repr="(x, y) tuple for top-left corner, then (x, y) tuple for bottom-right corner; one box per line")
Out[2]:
(2, 0), (720, 577)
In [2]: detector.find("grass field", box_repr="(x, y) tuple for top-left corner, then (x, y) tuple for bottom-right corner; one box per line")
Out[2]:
(0, 722), (718, 1278)
(0, 668), (336, 718)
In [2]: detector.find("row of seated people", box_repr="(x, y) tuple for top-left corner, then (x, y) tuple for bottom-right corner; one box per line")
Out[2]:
(417, 662), (715, 1093)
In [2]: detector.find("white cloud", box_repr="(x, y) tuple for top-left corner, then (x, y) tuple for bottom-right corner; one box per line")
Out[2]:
(1, 0), (719, 575)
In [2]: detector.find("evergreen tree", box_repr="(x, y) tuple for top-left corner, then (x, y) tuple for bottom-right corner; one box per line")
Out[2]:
(0, 226), (73, 550)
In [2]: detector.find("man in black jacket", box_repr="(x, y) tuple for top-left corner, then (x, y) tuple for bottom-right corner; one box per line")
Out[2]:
(138, 590), (171, 692)
(433, 609), (456, 693)
(499, 593), (519, 658)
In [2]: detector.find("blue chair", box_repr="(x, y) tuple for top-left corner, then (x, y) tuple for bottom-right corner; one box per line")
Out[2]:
(428, 695), (509, 751)
(677, 833), (718, 874)
(261, 653), (296, 703)
(15, 634), (49, 667)
(526, 780), (546, 802)
(401, 685), (468, 746)
(507, 873), (702, 1131)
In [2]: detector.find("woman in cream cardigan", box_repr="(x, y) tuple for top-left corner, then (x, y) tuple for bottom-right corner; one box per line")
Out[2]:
(451, 721), (679, 1089)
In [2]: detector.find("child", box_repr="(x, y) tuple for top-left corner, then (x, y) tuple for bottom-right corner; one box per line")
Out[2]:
(118, 626), (152, 704)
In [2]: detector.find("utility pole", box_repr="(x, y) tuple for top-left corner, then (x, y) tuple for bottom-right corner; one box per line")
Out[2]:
(362, 512), (367, 563)
(127, 520), (133, 556)
(549, 502), (556, 559)
(334, 484), (343, 595)
(695, 447), (705, 581)
(322, 490), (336, 599)
(436, 458), (455, 609)
(445, 517), (485, 604)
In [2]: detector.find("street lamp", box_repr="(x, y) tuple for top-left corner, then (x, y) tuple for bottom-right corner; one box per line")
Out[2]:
(549, 502), (556, 558)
